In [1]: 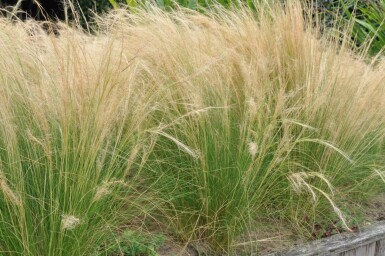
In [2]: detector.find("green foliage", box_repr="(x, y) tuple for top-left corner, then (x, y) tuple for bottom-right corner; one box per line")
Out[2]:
(73, 0), (113, 22)
(340, 0), (385, 55)
(101, 230), (165, 256)
(309, 0), (385, 55)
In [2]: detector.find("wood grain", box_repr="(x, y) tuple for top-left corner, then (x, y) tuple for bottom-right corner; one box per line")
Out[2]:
(265, 221), (385, 256)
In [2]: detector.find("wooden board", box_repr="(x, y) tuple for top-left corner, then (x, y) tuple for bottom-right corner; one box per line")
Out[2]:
(340, 242), (375, 256)
(265, 221), (385, 256)
(375, 239), (385, 256)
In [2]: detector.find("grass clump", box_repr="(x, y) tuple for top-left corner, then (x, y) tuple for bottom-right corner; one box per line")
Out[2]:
(108, 3), (385, 253)
(0, 20), (155, 255)
(0, 1), (385, 255)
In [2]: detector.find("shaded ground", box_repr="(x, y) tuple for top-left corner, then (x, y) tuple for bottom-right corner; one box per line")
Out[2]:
(153, 193), (385, 255)
(363, 193), (385, 223)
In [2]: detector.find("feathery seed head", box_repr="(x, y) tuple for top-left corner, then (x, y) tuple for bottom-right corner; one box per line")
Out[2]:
(248, 142), (258, 157)
(61, 215), (81, 231)
(0, 173), (21, 206)
(93, 180), (126, 202)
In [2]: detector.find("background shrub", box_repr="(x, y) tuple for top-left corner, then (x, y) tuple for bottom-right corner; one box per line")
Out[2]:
(340, 0), (385, 55)
(71, 0), (112, 24)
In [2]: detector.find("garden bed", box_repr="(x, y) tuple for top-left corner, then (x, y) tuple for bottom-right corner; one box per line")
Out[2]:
(1, 2), (385, 256)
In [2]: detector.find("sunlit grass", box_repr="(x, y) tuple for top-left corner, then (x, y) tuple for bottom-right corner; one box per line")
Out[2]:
(0, 1), (384, 255)
(120, 3), (385, 253)
(0, 21), (157, 255)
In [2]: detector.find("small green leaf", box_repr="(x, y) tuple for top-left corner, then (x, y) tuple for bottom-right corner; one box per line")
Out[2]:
(126, 0), (139, 8)
(108, 0), (119, 9)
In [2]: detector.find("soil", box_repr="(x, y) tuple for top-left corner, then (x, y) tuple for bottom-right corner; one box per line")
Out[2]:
(363, 192), (385, 224)
(157, 242), (196, 256)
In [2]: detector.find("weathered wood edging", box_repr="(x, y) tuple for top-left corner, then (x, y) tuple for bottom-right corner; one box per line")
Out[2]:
(265, 221), (385, 256)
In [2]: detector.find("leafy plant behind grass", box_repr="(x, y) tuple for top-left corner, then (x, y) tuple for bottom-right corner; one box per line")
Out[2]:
(340, 0), (385, 55)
